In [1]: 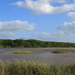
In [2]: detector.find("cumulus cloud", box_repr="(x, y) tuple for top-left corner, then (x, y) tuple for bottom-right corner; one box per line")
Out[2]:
(50, 0), (68, 3)
(33, 32), (65, 39)
(0, 20), (36, 31)
(23, 31), (72, 42)
(11, 0), (75, 14)
(0, 32), (19, 39)
(56, 21), (75, 35)
(23, 20), (75, 42)
(0, 20), (36, 39)
(67, 12), (75, 17)
(67, 12), (75, 20)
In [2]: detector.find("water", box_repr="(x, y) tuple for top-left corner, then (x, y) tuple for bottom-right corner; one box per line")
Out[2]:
(0, 48), (52, 61)
(0, 48), (75, 64)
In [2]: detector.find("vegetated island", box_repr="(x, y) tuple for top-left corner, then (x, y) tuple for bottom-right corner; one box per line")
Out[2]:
(7, 49), (75, 54)
(6, 50), (32, 54)
(0, 39), (75, 48)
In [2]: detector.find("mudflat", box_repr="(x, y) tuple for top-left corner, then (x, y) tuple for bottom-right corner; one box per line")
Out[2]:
(0, 48), (75, 65)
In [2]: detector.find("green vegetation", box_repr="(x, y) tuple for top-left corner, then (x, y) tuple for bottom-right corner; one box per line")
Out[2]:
(51, 49), (75, 53)
(26, 49), (75, 51)
(52, 50), (70, 53)
(0, 39), (75, 48)
(14, 49), (75, 53)
(0, 60), (75, 75)
(6, 50), (31, 54)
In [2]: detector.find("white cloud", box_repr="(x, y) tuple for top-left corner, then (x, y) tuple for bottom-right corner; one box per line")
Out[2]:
(23, 20), (75, 42)
(0, 20), (36, 31)
(56, 21), (75, 35)
(11, 0), (75, 14)
(50, 0), (68, 3)
(67, 12), (75, 17)
(23, 31), (72, 42)
(33, 32), (65, 39)
(67, 12), (75, 20)
(0, 32), (19, 39)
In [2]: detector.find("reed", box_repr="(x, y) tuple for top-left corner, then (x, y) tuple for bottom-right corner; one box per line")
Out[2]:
(52, 50), (70, 53)
(6, 50), (31, 54)
(14, 49), (75, 53)
(0, 60), (75, 75)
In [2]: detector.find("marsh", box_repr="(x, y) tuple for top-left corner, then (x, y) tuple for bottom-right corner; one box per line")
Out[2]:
(0, 48), (75, 64)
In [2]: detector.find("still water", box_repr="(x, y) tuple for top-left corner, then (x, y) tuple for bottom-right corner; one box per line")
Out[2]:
(0, 48), (75, 64)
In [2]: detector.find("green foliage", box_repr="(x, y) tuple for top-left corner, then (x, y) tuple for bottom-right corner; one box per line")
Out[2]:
(0, 39), (75, 48)
(5, 46), (11, 48)
(0, 45), (4, 48)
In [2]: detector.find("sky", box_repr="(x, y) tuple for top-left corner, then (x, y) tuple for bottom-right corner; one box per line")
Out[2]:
(1, 0), (75, 42)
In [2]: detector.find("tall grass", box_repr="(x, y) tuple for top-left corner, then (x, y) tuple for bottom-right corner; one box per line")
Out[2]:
(0, 60), (75, 75)
(0, 46), (4, 48)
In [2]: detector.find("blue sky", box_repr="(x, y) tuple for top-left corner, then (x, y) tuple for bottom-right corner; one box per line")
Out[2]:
(0, 0), (75, 42)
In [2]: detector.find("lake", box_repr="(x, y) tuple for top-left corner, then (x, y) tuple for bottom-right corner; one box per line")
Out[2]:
(0, 48), (75, 64)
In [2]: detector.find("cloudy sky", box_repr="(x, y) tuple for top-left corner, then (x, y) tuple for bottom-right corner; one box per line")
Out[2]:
(1, 0), (75, 42)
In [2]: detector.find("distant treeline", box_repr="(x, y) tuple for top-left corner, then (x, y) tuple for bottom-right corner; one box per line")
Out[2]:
(0, 39), (75, 48)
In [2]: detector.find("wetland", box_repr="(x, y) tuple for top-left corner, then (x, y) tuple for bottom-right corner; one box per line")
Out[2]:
(0, 48), (75, 64)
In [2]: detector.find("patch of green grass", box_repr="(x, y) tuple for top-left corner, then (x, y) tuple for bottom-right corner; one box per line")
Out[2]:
(52, 50), (70, 53)
(5, 46), (11, 48)
(15, 49), (75, 53)
(1, 60), (75, 75)
(6, 50), (32, 54)
(0, 46), (4, 48)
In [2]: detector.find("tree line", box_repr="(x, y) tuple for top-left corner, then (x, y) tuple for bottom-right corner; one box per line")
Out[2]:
(0, 39), (75, 48)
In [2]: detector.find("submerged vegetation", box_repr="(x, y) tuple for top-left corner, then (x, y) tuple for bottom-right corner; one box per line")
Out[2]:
(0, 60), (75, 75)
(6, 50), (31, 54)
(0, 39), (75, 48)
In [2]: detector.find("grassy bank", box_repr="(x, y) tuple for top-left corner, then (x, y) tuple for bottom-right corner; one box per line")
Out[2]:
(6, 50), (31, 54)
(0, 60), (75, 75)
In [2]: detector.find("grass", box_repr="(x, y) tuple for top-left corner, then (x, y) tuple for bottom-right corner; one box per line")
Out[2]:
(51, 49), (75, 53)
(6, 50), (32, 54)
(0, 60), (75, 75)
(5, 49), (75, 54)
(13, 49), (75, 53)
(52, 50), (70, 53)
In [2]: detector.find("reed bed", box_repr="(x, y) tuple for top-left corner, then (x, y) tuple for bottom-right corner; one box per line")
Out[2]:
(52, 50), (70, 53)
(6, 50), (32, 54)
(0, 60), (75, 75)
(14, 49), (75, 53)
